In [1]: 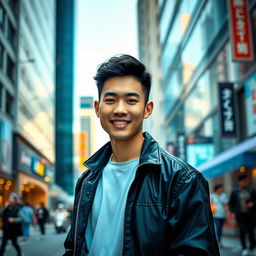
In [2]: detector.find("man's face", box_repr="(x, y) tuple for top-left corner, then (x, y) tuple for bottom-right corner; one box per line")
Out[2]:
(8, 196), (15, 205)
(239, 178), (249, 189)
(94, 76), (153, 142)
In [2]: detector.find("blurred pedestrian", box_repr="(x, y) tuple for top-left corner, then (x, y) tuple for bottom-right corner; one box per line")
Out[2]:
(36, 202), (49, 239)
(210, 184), (228, 247)
(229, 174), (256, 256)
(21, 202), (34, 241)
(0, 193), (23, 256)
(63, 55), (219, 256)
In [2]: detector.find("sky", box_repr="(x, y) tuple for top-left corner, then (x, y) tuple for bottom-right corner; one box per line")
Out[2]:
(75, 0), (138, 149)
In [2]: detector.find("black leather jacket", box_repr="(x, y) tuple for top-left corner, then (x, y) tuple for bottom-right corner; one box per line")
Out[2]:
(63, 132), (219, 256)
(229, 186), (256, 216)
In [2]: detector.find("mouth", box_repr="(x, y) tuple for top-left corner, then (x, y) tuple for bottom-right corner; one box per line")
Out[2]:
(111, 120), (130, 128)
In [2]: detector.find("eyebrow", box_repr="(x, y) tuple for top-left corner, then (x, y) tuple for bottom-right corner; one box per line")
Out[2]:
(103, 91), (141, 98)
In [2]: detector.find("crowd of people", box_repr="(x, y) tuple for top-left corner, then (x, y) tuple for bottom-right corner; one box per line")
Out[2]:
(211, 173), (256, 256)
(0, 193), (54, 256)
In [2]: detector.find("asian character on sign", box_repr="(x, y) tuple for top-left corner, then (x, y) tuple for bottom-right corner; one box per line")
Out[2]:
(237, 42), (249, 54)
(221, 87), (235, 133)
(236, 19), (245, 30)
(233, 0), (244, 7)
(235, 8), (245, 19)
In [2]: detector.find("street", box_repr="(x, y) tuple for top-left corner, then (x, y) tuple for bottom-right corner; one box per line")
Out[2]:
(3, 224), (67, 256)
(0, 222), (244, 256)
(3, 227), (243, 256)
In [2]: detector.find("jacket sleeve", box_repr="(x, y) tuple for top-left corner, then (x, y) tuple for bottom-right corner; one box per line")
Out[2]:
(168, 172), (220, 256)
(12, 208), (24, 223)
(63, 196), (77, 256)
(63, 172), (87, 256)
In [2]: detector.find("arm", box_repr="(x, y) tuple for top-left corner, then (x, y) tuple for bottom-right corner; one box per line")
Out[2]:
(8, 208), (23, 223)
(63, 173), (85, 256)
(169, 172), (220, 256)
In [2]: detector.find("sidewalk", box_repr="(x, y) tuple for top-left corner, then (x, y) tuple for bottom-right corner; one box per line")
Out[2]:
(221, 235), (243, 256)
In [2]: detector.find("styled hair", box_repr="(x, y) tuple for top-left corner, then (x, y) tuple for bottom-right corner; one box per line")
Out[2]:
(94, 54), (151, 103)
(214, 184), (223, 192)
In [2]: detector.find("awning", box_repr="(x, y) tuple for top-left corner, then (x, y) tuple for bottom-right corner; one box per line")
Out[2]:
(197, 136), (256, 179)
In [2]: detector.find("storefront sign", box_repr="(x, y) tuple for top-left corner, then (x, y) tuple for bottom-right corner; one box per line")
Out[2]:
(0, 118), (13, 174)
(17, 141), (46, 178)
(44, 164), (54, 183)
(176, 132), (186, 161)
(245, 73), (256, 136)
(218, 83), (237, 137)
(32, 157), (45, 177)
(227, 0), (254, 61)
(17, 143), (33, 173)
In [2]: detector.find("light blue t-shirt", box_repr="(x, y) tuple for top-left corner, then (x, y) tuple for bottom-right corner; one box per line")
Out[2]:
(85, 156), (139, 256)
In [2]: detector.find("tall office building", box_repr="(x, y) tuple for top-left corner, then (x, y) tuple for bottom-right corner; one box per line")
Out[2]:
(0, 0), (20, 207)
(14, 0), (55, 206)
(55, 0), (75, 195)
(138, 0), (256, 200)
(137, 0), (165, 147)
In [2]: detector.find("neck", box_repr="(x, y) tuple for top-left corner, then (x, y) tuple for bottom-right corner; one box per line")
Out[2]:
(110, 133), (144, 162)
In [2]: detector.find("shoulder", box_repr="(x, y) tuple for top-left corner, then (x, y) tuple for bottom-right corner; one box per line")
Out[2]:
(158, 147), (201, 178)
(157, 147), (206, 197)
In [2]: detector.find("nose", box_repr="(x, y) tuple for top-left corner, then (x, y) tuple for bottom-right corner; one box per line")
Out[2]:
(113, 101), (127, 115)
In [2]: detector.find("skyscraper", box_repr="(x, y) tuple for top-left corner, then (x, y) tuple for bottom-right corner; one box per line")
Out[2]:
(0, 0), (20, 207)
(55, 0), (75, 195)
(14, 0), (55, 207)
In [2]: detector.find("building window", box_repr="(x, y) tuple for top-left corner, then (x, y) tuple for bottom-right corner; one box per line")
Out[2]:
(7, 0), (17, 15)
(7, 20), (15, 48)
(7, 56), (15, 83)
(0, 5), (5, 31)
(0, 43), (4, 69)
(6, 91), (14, 118)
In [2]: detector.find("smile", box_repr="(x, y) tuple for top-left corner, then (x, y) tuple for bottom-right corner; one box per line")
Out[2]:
(111, 120), (130, 128)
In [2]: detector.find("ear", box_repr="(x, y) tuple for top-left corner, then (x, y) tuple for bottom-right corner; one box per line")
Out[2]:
(94, 100), (100, 118)
(144, 101), (154, 119)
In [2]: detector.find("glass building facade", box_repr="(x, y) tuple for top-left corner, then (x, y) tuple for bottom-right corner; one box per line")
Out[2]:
(0, 0), (20, 208)
(14, 0), (55, 207)
(55, 0), (75, 195)
(17, 0), (55, 163)
(138, 0), (256, 197)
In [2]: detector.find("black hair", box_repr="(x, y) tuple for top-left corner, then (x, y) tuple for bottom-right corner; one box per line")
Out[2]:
(238, 173), (248, 181)
(214, 184), (223, 192)
(94, 54), (151, 103)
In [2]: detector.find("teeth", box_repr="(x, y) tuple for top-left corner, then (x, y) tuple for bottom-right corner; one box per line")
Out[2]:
(113, 121), (128, 125)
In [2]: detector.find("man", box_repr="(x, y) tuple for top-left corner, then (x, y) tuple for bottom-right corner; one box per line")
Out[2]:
(21, 202), (34, 241)
(36, 202), (49, 239)
(210, 184), (228, 247)
(229, 174), (256, 256)
(63, 55), (219, 255)
(0, 193), (23, 256)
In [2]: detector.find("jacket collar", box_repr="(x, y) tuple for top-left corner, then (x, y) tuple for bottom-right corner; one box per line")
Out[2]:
(83, 132), (161, 171)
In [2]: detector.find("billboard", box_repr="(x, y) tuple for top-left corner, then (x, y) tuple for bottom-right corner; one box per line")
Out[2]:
(227, 0), (254, 61)
(245, 73), (256, 136)
(218, 82), (237, 137)
(0, 118), (13, 174)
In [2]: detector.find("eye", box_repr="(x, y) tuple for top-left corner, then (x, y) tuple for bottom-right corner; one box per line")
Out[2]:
(127, 98), (138, 104)
(104, 98), (115, 103)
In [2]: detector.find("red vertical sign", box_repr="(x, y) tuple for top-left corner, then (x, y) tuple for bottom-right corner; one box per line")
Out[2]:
(227, 0), (254, 61)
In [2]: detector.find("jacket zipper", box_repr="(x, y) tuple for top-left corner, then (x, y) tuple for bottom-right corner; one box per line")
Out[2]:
(122, 162), (158, 255)
(73, 171), (91, 256)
